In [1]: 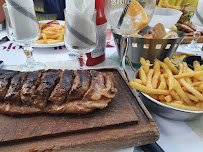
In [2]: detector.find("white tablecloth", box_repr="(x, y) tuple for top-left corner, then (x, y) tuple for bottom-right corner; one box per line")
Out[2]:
(1, 29), (203, 152)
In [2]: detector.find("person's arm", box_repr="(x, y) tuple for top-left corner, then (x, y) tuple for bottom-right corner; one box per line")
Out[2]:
(0, 0), (6, 24)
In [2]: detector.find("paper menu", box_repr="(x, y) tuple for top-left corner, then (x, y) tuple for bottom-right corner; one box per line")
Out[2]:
(5, 0), (39, 41)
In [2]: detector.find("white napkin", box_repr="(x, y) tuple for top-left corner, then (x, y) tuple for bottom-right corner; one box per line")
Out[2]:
(64, 0), (96, 51)
(5, 0), (39, 41)
(66, 0), (95, 14)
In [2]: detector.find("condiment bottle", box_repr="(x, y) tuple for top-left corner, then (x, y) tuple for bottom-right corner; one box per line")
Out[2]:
(86, 0), (107, 66)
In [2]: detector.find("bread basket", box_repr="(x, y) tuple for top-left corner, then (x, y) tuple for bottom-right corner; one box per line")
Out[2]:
(112, 26), (186, 64)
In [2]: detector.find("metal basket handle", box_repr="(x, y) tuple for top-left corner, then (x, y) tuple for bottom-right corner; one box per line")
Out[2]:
(121, 37), (136, 82)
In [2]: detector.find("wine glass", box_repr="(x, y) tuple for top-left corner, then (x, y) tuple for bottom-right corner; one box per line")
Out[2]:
(103, 0), (156, 80)
(3, 3), (46, 71)
(182, 0), (203, 54)
(64, 10), (97, 69)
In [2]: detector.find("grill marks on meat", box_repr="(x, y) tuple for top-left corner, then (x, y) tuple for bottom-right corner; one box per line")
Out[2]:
(21, 70), (43, 106)
(33, 69), (61, 108)
(49, 70), (74, 105)
(0, 70), (117, 115)
(102, 73), (118, 98)
(68, 70), (90, 101)
(83, 71), (105, 101)
(0, 72), (18, 101)
(5, 72), (28, 105)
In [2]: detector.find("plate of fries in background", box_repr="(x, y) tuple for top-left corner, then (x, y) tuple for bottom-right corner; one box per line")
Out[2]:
(130, 57), (203, 121)
(31, 20), (65, 48)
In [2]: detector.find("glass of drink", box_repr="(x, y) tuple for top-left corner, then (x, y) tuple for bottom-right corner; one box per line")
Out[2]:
(3, 3), (46, 71)
(103, 0), (156, 80)
(64, 10), (97, 69)
(182, 0), (203, 54)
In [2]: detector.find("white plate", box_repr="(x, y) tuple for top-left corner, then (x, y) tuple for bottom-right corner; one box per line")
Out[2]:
(31, 20), (65, 48)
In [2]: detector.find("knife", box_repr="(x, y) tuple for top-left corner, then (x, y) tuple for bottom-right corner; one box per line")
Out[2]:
(0, 36), (9, 45)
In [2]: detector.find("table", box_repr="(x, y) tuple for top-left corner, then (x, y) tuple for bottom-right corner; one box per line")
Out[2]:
(1, 29), (203, 152)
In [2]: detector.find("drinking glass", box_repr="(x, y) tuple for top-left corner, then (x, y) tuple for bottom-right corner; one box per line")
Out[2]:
(182, 0), (203, 54)
(3, 4), (46, 71)
(64, 10), (97, 69)
(103, 0), (156, 80)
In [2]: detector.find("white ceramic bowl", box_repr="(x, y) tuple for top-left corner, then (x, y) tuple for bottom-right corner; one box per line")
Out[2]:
(148, 8), (182, 28)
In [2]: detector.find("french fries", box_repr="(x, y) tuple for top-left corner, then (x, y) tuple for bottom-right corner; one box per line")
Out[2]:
(130, 57), (203, 111)
(35, 21), (65, 44)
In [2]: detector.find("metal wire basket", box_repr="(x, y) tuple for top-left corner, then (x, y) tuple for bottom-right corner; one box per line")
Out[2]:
(112, 26), (186, 64)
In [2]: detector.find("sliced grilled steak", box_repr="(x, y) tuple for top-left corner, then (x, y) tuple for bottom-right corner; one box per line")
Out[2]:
(0, 72), (18, 101)
(21, 70), (44, 106)
(33, 70), (61, 108)
(5, 72), (28, 105)
(68, 70), (90, 101)
(49, 70), (74, 105)
(83, 71), (105, 101)
(102, 73), (117, 98)
(0, 70), (117, 115)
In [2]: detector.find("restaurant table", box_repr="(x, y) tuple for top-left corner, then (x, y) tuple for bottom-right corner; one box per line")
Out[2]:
(0, 29), (203, 152)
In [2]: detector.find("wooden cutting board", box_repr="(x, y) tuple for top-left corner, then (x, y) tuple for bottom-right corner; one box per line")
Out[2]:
(0, 68), (159, 152)
(182, 35), (203, 44)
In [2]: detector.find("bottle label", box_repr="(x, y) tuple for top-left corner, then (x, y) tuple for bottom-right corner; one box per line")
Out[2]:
(91, 23), (107, 58)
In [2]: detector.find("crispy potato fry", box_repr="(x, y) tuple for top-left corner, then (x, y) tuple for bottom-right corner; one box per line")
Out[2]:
(173, 79), (194, 106)
(165, 102), (203, 111)
(143, 61), (150, 75)
(159, 95), (166, 101)
(152, 61), (160, 89)
(148, 94), (159, 100)
(180, 79), (203, 101)
(186, 93), (199, 102)
(158, 74), (167, 90)
(155, 59), (174, 90)
(170, 90), (182, 101)
(164, 95), (172, 102)
(173, 100), (184, 104)
(146, 69), (154, 89)
(139, 66), (147, 85)
(173, 71), (203, 79)
(199, 84), (203, 92)
(129, 81), (169, 95)
(192, 82), (203, 87)
(35, 40), (48, 44)
(47, 39), (63, 44)
(140, 57), (146, 65)
(133, 78), (142, 84)
(178, 63), (183, 74)
(193, 61), (201, 71)
(164, 57), (179, 74)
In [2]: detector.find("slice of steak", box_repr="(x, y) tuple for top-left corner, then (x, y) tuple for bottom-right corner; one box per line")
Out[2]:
(33, 70), (61, 108)
(5, 72), (29, 105)
(83, 70), (105, 101)
(68, 70), (90, 101)
(102, 73), (117, 98)
(0, 72), (18, 101)
(49, 70), (74, 105)
(20, 70), (44, 106)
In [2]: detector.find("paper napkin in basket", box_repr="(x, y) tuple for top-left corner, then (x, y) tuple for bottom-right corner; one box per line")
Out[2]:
(5, 0), (39, 41)
(64, 0), (96, 50)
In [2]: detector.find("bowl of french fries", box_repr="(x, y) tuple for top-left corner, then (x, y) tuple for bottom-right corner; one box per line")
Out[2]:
(130, 57), (203, 121)
(112, 23), (186, 64)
